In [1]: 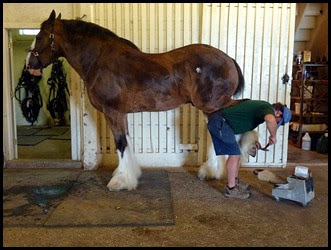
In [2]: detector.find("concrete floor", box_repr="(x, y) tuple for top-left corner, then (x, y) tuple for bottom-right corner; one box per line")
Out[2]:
(3, 146), (328, 247)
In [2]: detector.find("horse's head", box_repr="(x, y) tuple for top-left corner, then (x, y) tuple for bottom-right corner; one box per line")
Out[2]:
(26, 10), (62, 76)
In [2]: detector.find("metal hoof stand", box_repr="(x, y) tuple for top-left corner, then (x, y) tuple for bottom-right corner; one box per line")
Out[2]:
(272, 168), (314, 207)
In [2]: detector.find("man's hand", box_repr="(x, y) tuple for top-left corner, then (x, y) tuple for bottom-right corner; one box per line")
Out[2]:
(268, 135), (277, 145)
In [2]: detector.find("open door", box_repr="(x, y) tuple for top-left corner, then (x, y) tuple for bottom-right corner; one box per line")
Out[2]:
(3, 28), (82, 166)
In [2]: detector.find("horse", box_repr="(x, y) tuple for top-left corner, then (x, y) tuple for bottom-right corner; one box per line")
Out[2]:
(26, 10), (246, 191)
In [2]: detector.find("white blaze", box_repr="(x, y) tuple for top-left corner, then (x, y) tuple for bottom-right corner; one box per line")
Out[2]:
(26, 38), (36, 68)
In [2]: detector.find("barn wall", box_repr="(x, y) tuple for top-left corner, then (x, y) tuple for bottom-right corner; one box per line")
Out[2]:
(200, 3), (295, 166)
(86, 3), (295, 167)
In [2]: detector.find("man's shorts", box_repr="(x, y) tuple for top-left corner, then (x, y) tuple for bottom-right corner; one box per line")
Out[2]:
(207, 112), (241, 156)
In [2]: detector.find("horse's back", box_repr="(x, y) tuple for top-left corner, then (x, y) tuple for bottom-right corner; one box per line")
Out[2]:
(90, 42), (240, 114)
(153, 44), (240, 113)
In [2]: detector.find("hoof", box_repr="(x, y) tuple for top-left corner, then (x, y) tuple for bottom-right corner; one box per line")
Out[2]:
(198, 164), (219, 181)
(197, 170), (207, 181)
(107, 172), (138, 191)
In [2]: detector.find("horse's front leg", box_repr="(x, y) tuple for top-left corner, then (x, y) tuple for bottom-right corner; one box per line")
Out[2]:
(104, 113), (141, 191)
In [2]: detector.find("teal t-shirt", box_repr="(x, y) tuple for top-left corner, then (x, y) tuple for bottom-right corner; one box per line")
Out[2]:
(219, 100), (275, 134)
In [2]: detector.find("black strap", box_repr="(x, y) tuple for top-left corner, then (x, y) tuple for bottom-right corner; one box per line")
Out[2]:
(15, 66), (43, 125)
(46, 59), (70, 125)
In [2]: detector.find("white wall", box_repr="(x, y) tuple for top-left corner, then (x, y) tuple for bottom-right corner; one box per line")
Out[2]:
(85, 3), (295, 168)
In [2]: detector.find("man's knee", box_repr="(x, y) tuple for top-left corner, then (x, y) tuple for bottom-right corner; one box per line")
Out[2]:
(229, 155), (241, 161)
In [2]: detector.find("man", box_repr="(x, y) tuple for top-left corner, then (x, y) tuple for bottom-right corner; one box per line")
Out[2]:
(207, 99), (292, 199)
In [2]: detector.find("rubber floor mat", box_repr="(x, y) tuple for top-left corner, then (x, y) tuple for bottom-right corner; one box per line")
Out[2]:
(17, 126), (41, 136)
(34, 127), (68, 136)
(3, 169), (174, 227)
(50, 129), (71, 140)
(17, 135), (49, 146)
(3, 170), (81, 226)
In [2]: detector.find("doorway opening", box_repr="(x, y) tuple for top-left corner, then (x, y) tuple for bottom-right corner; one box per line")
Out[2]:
(11, 28), (72, 160)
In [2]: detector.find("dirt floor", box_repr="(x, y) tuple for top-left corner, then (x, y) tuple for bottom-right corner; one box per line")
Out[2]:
(3, 162), (328, 247)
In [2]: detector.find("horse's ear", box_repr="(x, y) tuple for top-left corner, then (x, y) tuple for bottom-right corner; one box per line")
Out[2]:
(48, 10), (56, 22)
(56, 13), (61, 20)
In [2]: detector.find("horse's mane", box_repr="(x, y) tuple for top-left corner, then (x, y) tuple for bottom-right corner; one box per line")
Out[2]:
(46, 19), (140, 50)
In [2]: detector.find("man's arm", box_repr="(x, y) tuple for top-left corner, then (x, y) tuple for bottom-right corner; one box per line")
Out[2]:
(264, 114), (278, 145)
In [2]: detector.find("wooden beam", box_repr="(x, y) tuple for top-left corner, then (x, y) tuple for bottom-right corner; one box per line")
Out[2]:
(295, 3), (309, 35)
(306, 4), (328, 51)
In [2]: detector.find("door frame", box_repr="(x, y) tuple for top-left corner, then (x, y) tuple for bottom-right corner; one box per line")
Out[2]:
(3, 26), (82, 167)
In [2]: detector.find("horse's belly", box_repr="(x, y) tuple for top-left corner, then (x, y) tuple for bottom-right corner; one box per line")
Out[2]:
(129, 95), (185, 113)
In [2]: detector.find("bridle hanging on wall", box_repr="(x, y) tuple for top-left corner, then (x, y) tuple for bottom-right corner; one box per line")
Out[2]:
(14, 66), (43, 125)
(46, 59), (70, 125)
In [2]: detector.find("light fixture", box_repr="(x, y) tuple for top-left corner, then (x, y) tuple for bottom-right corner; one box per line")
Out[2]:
(19, 29), (40, 36)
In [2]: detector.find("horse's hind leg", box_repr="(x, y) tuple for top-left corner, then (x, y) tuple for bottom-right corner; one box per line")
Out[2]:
(198, 132), (227, 180)
(104, 113), (141, 191)
(198, 115), (227, 180)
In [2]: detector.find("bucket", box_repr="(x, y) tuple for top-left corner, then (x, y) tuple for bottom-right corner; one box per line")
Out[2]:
(302, 132), (311, 150)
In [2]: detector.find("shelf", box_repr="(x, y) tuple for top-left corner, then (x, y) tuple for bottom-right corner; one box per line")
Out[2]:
(291, 113), (328, 118)
(290, 130), (326, 134)
(306, 79), (328, 84)
(291, 79), (328, 85)
(302, 63), (328, 67)
(292, 63), (328, 67)
(290, 63), (328, 148)
(291, 97), (328, 101)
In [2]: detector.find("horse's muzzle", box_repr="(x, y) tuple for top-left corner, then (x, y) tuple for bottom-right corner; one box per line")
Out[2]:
(28, 68), (43, 76)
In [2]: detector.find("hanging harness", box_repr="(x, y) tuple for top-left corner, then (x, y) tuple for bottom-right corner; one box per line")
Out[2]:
(47, 59), (70, 125)
(15, 66), (43, 125)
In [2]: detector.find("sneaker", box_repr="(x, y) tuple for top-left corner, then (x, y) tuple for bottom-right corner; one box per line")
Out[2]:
(236, 177), (251, 190)
(224, 185), (251, 199)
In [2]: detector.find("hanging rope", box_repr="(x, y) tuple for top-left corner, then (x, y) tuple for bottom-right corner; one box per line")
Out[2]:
(47, 59), (70, 125)
(15, 66), (43, 125)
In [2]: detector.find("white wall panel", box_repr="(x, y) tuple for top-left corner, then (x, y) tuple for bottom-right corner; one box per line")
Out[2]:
(193, 3), (295, 166)
(87, 3), (295, 167)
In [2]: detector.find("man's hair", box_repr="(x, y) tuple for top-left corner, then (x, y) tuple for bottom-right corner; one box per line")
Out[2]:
(272, 102), (286, 112)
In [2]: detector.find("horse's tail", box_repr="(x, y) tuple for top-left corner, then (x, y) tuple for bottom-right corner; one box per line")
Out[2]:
(232, 59), (245, 97)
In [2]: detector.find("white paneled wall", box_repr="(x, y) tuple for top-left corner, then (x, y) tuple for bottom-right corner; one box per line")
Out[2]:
(86, 3), (295, 167)
(200, 3), (295, 166)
